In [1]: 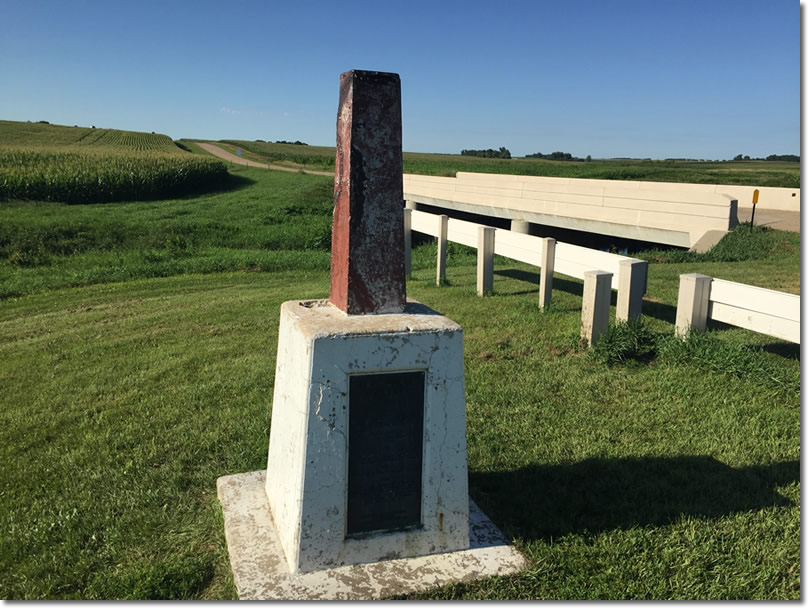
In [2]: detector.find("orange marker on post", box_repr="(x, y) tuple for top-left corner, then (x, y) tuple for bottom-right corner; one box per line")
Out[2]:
(751, 189), (760, 230)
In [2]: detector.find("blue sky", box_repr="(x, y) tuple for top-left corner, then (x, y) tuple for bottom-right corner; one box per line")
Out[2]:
(0, 0), (799, 159)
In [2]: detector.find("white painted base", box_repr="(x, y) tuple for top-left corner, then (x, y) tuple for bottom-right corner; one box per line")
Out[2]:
(265, 299), (469, 574)
(217, 470), (529, 600)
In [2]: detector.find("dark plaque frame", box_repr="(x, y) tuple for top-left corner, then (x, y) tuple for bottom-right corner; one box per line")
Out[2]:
(346, 371), (425, 537)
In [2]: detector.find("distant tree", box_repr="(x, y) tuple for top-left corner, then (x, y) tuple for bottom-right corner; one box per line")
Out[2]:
(525, 150), (584, 162)
(765, 154), (799, 162)
(460, 147), (511, 159)
(585, 155), (592, 162)
(743, 155), (751, 160)
(733, 154), (744, 161)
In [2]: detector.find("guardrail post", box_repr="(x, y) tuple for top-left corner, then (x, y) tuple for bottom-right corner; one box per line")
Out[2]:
(675, 273), (712, 337)
(403, 208), (412, 278)
(476, 226), (495, 295)
(510, 219), (530, 234)
(539, 237), (556, 309)
(405, 199), (418, 211)
(581, 270), (613, 346)
(616, 259), (648, 321)
(437, 214), (449, 286)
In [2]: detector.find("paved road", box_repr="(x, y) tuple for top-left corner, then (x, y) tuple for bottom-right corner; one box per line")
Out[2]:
(736, 207), (800, 233)
(197, 142), (333, 176)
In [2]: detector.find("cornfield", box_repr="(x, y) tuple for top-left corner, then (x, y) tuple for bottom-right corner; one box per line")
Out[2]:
(0, 121), (229, 203)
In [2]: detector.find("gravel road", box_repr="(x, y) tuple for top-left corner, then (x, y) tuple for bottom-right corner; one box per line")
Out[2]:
(197, 142), (332, 176)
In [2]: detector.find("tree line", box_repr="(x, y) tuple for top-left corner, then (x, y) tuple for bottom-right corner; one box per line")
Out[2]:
(525, 151), (591, 162)
(254, 139), (308, 145)
(460, 147), (511, 159)
(733, 154), (799, 162)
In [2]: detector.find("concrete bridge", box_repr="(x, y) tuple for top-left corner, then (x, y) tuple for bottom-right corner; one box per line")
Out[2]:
(403, 172), (800, 251)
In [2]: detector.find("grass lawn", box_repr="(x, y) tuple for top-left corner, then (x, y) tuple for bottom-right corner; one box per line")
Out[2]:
(0, 167), (800, 599)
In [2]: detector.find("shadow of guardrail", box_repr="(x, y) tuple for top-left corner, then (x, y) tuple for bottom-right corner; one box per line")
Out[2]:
(469, 456), (798, 542)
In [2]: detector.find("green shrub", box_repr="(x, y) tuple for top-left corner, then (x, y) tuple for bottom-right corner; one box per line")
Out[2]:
(589, 319), (659, 365)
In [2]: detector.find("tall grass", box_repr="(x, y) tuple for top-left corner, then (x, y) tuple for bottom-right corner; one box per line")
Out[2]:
(638, 223), (799, 264)
(0, 167), (334, 298)
(0, 121), (228, 203)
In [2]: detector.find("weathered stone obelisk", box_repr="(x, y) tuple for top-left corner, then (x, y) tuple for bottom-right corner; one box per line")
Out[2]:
(216, 70), (526, 600)
(329, 70), (406, 314)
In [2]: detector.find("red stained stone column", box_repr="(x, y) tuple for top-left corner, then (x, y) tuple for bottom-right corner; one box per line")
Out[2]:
(329, 70), (406, 315)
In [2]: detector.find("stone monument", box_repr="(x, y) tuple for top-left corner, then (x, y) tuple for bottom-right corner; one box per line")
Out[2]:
(216, 70), (526, 600)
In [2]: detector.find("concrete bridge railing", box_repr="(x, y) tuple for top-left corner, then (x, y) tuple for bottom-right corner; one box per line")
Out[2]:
(403, 172), (742, 252)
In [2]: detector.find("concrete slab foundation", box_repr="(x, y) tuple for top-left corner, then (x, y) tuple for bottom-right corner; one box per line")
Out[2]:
(217, 470), (529, 600)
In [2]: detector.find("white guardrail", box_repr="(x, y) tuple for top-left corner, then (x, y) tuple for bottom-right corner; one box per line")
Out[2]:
(675, 274), (800, 343)
(408, 209), (800, 345)
(406, 208), (648, 322)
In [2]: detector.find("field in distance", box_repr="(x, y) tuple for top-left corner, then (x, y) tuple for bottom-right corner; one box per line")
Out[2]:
(0, 121), (229, 203)
(197, 138), (800, 188)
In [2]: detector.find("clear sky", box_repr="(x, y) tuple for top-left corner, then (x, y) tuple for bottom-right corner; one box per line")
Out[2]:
(0, 0), (799, 159)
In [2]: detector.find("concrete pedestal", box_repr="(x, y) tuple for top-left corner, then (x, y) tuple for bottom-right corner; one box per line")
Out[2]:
(217, 298), (527, 598)
(265, 298), (469, 573)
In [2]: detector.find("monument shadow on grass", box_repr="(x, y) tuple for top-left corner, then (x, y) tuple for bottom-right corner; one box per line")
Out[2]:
(469, 456), (798, 541)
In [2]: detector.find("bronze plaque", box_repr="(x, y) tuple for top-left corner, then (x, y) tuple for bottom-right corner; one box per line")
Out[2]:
(347, 371), (424, 537)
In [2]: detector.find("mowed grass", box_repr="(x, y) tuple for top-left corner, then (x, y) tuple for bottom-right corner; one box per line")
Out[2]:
(0, 167), (800, 599)
(0, 166), (333, 298)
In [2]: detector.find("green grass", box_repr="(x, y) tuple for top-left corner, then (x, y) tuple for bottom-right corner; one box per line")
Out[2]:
(209, 138), (799, 187)
(0, 121), (228, 203)
(639, 222), (801, 264)
(0, 166), (333, 298)
(0, 166), (799, 599)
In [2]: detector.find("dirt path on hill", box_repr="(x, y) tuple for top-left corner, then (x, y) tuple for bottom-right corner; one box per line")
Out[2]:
(197, 142), (333, 176)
